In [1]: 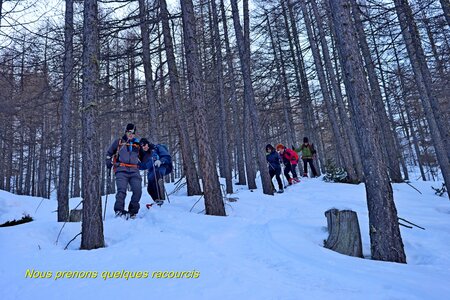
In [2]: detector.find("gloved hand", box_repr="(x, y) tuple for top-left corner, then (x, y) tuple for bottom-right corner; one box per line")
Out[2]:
(154, 160), (162, 168)
(106, 158), (113, 169)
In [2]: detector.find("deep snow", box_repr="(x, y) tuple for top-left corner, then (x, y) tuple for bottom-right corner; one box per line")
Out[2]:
(1, 177), (449, 300)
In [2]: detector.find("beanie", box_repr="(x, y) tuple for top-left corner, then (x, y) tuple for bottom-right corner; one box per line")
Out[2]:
(140, 138), (149, 146)
(303, 137), (309, 143)
(266, 144), (274, 151)
(126, 123), (136, 133)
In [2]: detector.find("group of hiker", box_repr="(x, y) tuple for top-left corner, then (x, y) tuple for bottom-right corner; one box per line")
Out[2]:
(266, 137), (318, 194)
(105, 124), (318, 217)
(105, 123), (172, 219)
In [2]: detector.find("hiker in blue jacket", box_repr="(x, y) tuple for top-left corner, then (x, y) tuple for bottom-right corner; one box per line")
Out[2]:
(139, 138), (173, 205)
(266, 144), (284, 194)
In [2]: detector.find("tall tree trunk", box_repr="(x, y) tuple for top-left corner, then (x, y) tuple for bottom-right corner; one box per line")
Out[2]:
(81, 0), (104, 249)
(440, 0), (450, 27)
(211, 0), (233, 194)
(180, 0), (226, 216)
(160, 0), (202, 196)
(266, 14), (294, 147)
(230, 0), (273, 195)
(300, 0), (357, 182)
(351, 0), (403, 182)
(286, 0), (317, 144)
(57, 0), (74, 222)
(394, 0), (450, 198)
(220, 0), (246, 185)
(138, 0), (158, 142)
(311, 0), (363, 181)
(420, 9), (445, 80)
(329, 0), (406, 263)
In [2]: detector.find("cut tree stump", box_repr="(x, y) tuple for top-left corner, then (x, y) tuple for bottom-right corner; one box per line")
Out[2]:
(324, 209), (363, 258)
(69, 209), (82, 222)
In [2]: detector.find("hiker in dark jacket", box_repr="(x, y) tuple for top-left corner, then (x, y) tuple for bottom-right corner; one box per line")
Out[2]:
(276, 143), (300, 185)
(106, 123), (142, 218)
(297, 137), (318, 177)
(266, 144), (284, 193)
(139, 138), (173, 205)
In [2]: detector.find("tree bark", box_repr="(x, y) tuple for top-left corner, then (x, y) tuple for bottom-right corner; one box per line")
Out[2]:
(211, 0), (233, 194)
(329, 0), (406, 263)
(80, 0), (104, 250)
(324, 209), (363, 258)
(311, 0), (364, 181)
(180, 0), (226, 216)
(394, 0), (450, 198)
(230, 0), (273, 195)
(138, 0), (159, 142)
(286, 0), (317, 145)
(220, 0), (246, 186)
(440, 0), (450, 27)
(266, 13), (294, 147)
(57, 0), (74, 222)
(350, 0), (403, 183)
(300, 0), (357, 182)
(160, 0), (202, 196)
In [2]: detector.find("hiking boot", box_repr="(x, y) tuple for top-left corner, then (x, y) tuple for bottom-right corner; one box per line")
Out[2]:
(277, 189), (284, 194)
(288, 178), (294, 185)
(293, 177), (300, 183)
(303, 173), (308, 177)
(154, 200), (164, 206)
(129, 214), (137, 220)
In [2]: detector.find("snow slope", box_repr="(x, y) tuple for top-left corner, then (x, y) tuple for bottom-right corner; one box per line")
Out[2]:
(1, 178), (449, 300)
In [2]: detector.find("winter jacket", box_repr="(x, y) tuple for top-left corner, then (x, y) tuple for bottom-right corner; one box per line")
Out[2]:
(139, 144), (173, 176)
(106, 135), (141, 173)
(280, 148), (299, 165)
(298, 143), (316, 159)
(266, 149), (282, 172)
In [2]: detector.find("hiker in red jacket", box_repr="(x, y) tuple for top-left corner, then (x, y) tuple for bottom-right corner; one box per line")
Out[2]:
(276, 143), (300, 185)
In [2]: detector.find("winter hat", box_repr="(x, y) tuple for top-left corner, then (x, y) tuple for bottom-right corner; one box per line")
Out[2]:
(266, 144), (274, 151)
(126, 123), (136, 133)
(140, 138), (150, 146)
(303, 137), (309, 143)
(276, 143), (285, 151)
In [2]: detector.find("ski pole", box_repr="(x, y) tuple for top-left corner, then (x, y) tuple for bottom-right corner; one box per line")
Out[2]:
(103, 168), (111, 221)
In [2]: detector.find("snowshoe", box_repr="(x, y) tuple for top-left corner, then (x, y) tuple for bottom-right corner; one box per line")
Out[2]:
(115, 210), (129, 219)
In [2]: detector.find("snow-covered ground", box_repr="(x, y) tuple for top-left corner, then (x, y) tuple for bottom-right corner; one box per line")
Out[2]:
(1, 177), (449, 300)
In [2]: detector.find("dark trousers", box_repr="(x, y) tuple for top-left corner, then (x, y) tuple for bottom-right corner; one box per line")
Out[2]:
(114, 171), (142, 214)
(283, 163), (298, 180)
(303, 158), (318, 177)
(269, 168), (283, 190)
(147, 166), (168, 201)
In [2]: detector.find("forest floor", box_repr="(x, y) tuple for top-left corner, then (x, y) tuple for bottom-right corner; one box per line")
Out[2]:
(1, 175), (449, 299)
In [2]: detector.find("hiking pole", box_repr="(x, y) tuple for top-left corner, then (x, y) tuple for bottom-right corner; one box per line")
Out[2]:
(103, 168), (111, 221)
(280, 163), (287, 188)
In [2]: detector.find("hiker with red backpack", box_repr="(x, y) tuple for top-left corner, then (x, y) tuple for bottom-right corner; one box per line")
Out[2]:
(297, 137), (318, 177)
(276, 143), (300, 185)
(139, 138), (173, 206)
(106, 123), (142, 218)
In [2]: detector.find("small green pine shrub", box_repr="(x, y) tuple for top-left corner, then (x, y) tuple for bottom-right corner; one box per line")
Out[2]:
(323, 159), (350, 183)
(0, 214), (33, 227)
(431, 183), (447, 197)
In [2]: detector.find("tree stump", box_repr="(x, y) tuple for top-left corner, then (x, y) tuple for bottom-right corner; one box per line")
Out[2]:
(324, 209), (363, 258)
(69, 209), (83, 222)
